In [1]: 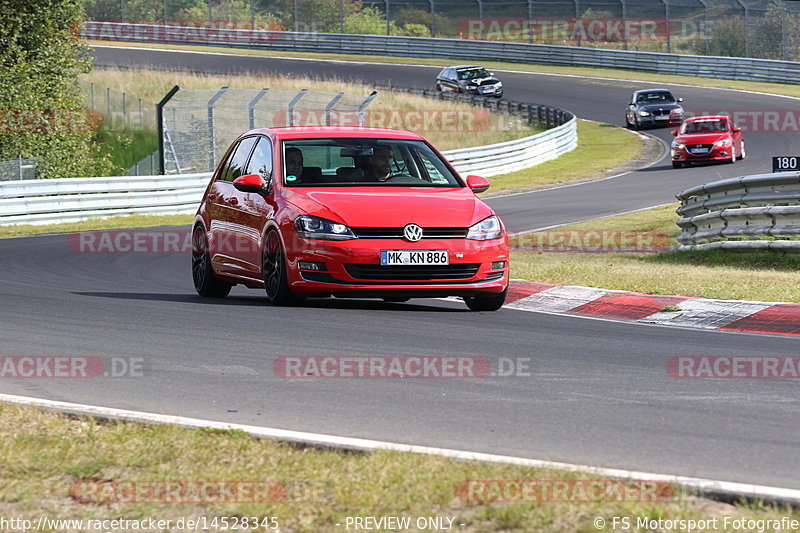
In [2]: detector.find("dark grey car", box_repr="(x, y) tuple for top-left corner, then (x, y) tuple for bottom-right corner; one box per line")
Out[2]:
(625, 89), (684, 129)
(435, 65), (503, 98)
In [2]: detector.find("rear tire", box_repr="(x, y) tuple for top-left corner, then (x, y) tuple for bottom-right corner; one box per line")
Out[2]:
(262, 229), (299, 306)
(192, 226), (232, 298)
(464, 286), (508, 312)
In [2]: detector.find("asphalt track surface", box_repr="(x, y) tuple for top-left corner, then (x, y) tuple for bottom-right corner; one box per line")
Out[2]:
(1, 46), (798, 490)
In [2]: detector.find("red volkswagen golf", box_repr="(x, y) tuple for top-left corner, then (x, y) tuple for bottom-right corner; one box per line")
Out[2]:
(191, 127), (509, 311)
(670, 115), (745, 168)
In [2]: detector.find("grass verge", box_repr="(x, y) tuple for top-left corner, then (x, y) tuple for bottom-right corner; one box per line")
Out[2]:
(511, 204), (800, 302)
(85, 39), (800, 99)
(0, 214), (193, 239)
(1, 402), (797, 533)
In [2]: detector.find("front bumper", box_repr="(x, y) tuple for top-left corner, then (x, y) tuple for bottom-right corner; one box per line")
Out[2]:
(672, 146), (732, 163)
(286, 237), (509, 297)
(638, 114), (683, 127)
(466, 85), (503, 97)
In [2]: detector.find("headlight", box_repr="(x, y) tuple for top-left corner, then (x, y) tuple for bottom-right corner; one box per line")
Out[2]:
(639, 110), (651, 117)
(671, 107), (683, 115)
(466, 84), (478, 89)
(466, 216), (502, 241)
(715, 138), (731, 147)
(671, 141), (685, 150)
(495, 82), (503, 88)
(295, 215), (356, 240)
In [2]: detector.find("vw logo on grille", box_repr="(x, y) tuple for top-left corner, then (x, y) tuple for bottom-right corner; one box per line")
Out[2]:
(403, 224), (423, 242)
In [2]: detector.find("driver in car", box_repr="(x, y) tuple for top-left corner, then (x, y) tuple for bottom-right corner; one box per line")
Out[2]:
(367, 145), (394, 181)
(351, 145), (395, 182)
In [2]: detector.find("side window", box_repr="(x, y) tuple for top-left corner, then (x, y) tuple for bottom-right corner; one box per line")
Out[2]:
(220, 137), (257, 182)
(444, 68), (454, 80)
(245, 137), (272, 178)
(416, 150), (450, 184)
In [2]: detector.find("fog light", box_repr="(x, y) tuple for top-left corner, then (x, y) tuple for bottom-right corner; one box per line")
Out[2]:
(491, 261), (506, 270)
(299, 261), (326, 271)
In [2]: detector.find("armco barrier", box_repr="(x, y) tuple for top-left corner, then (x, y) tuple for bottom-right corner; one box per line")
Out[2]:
(0, 110), (576, 225)
(83, 22), (800, 85)
(675, 171), (800, 251)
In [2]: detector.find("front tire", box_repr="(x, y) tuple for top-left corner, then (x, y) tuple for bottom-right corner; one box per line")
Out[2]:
(464, 286), (508, 312)
(738, 141), (746, 160)
(262, 230), (298, 306)
(727, 148), (736, 164)
(192, 226), (232, 298)
(382, 297), (410, 303)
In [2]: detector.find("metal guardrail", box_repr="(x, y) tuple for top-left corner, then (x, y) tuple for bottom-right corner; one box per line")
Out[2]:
(0, 174), (212, 226)
(675, 172), (800, 252)
(84, 22), (800, 85)
(0, 115), (575, 225)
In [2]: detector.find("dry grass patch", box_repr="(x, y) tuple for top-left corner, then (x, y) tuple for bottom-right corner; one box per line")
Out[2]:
(80, 67), (535, 151)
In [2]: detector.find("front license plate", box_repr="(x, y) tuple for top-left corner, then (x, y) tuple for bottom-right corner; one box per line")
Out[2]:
(690, 148), (709, 154)
(380, 250), (449, 265)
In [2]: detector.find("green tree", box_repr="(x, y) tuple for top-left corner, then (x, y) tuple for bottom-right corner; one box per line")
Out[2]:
(0, 0), (103, 178)
(282, 0), (361, 33)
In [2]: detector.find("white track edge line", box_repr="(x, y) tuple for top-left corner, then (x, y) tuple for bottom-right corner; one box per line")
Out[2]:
(2, 392), (798, 505)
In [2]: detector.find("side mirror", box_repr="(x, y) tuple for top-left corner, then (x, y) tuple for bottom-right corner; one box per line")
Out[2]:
(466, 174), (490, 193)
(732, 126), (741, 133)
(671, 129), (679, 136)
(678, 97), (684, 102)
(233, 173), (268, 194)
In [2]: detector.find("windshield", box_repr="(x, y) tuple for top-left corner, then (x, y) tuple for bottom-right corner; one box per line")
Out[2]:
(636, 91), (676, 104)
(282, 139), (463, 187)
(681, 119), (729, 134)
(457, 67), (491, 80)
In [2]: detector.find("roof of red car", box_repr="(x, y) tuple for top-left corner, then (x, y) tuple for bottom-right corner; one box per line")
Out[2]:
(684, 115), (730, 122)
(247, 126), (427, 141)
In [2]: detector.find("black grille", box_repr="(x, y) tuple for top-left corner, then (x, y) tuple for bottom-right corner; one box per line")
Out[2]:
(479, 79), (497, 86)
(351, 227), (468, 239)
(653, 108), (671, 117)
(345, 264), (480, 281)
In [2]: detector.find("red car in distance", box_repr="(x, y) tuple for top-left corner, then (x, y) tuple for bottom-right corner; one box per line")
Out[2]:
(670, 115), (745, 168)
(191, 127), (510, 311)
